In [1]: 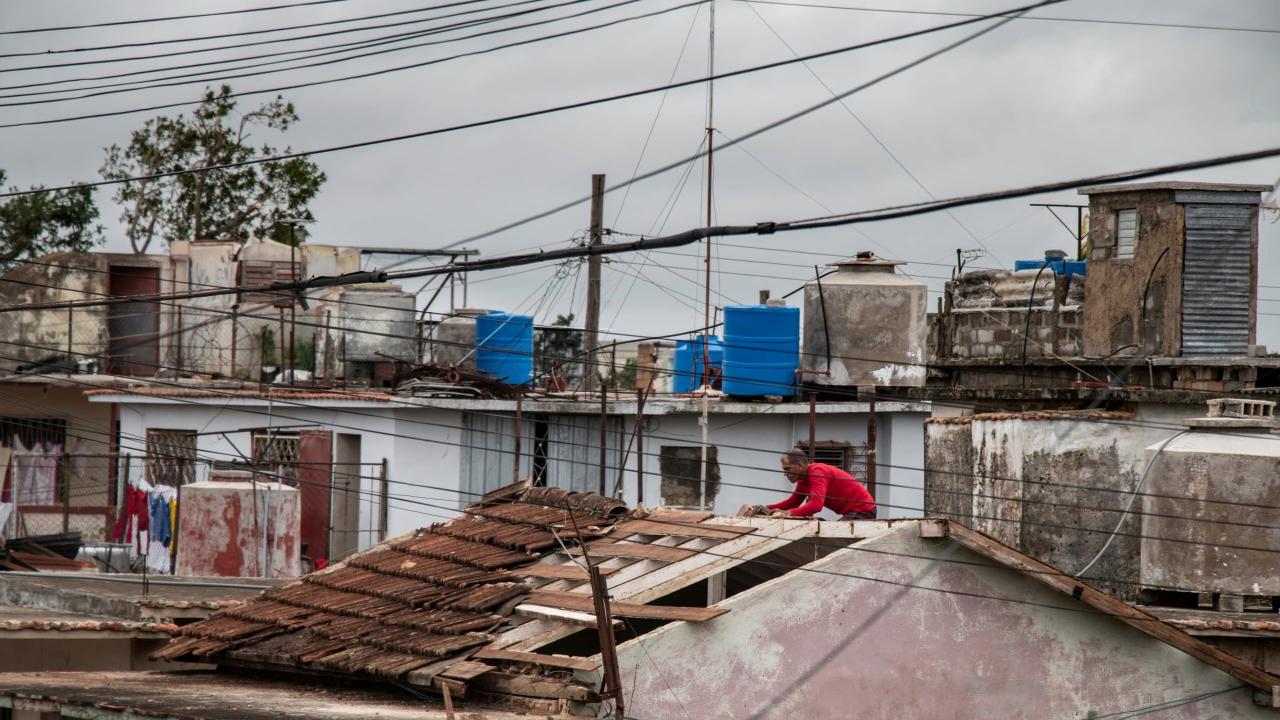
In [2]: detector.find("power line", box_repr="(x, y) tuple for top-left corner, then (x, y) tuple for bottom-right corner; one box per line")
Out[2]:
(0, 0), (1061, 165)
(0, 0), (358, 36)
(0, 0), (675, 110)
(0, 0), (504, 60)
(448, 0), (1054, 248)
(735, 0), (1280, 35)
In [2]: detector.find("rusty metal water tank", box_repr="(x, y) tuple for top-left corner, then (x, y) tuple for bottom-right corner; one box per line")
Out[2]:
(803, 253), (927, 387)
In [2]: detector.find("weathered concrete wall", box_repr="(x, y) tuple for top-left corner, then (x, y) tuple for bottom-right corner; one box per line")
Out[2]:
(923, 411), (1189, 599)
(1084, 189), (1185, 357)
(610, 525), (1268, 719)
(0, 638), (172, 671)
(923, 420), (973, 523)
(175, 480), (300, 578)
(1141, 431), (1280, 596)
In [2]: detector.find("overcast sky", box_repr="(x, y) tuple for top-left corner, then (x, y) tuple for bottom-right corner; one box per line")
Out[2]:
(3, 0), (1279, 347)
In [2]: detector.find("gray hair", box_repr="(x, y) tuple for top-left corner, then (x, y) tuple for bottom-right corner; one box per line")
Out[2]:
(782, 447), (811, 467)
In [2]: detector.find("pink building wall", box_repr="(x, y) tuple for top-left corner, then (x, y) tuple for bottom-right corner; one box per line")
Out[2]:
(609, 525), (1269, 719)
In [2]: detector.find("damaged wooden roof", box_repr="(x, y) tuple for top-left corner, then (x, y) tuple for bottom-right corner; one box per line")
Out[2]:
(155, 484), (809, 705)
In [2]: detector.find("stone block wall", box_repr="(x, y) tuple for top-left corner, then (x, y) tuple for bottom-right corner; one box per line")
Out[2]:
(938, 306), (1082, 360)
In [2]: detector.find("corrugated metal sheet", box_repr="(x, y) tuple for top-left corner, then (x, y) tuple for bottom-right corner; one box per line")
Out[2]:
(460, 412), (534, 506)
(546, 414), (626, 494)
(1182, 205), (1253, 356)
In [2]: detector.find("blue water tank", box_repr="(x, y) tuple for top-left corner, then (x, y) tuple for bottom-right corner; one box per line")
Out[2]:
(722, 304), (800, 397)
(673, 335), (723, 394)
(475, 312), (534, 384)
(1013, 256), (1086, 278)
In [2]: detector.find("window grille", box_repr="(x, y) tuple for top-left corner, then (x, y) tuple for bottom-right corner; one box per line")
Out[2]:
(146, 429), (197, 486)
(252, 430), (301, 481)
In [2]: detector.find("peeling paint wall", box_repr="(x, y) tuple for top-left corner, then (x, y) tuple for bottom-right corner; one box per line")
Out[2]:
(924, 409), (1197, 598)
(610, 525), (1270, 720)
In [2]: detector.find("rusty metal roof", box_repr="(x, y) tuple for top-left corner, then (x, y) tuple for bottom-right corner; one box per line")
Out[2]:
(155, 483), (630, 696)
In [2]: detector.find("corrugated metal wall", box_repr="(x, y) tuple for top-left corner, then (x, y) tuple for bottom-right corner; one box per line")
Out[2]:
(545, 415), (627, 494)
(1182, 205), (1253, 355)
(459, 412), (534, 506)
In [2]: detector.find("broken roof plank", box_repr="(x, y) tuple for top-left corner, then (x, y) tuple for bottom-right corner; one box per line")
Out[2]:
(474, 647), (602, 671)
(513, 604), (618, 628)
(499, 520), (818, 653)
(612, 519), (755, 540)
(643, 508), (714, 524)
(508, 563), (616, 581)
(526, 591), (727, 622)
(438, 660), (494, 682)
(572, 543), (699, 563)
(471, 670), (598, 702)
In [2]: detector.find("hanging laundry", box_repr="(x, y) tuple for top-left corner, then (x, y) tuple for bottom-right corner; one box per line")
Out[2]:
(145, 484), (177, 574)
(29, 442), (60, 506)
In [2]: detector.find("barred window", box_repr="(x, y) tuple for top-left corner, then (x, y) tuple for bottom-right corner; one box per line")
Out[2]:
(146, 429), (196, 486)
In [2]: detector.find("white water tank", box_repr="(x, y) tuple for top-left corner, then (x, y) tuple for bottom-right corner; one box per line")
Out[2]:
(802, 253), (927, 387)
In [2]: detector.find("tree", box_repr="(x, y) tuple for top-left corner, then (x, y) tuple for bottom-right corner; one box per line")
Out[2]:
(101, 85), (326, 253)
(534, 313), (584, 388)
(0, 169), (103, 269)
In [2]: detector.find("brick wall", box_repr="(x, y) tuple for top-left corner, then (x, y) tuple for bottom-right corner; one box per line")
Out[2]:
(939, 306), (1082, 360)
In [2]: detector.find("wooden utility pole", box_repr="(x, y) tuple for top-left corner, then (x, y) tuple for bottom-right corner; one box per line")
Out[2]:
(583, 174), (605, 391)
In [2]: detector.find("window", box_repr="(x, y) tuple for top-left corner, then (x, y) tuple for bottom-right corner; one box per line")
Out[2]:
(146, 429), (197, 486)
(0, 417), (66, 449)
(252, 430), (301, 481)
(795, 440), (867, 478)
(658, 446), (720, 507)
(1116, 209), (1138, 259)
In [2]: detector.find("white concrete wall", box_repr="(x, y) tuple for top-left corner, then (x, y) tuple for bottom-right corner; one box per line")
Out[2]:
(108, 399), (463, 553)
(556, 407), (928, 518)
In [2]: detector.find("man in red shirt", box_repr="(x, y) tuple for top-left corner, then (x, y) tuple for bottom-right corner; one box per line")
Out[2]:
(762, 447), (876, 520)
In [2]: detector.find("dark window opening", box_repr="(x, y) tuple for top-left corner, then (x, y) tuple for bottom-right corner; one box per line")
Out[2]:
(534, 580), (712, 658)
(659, 446), (720, 507)
(0, 417), (67, 449)
(1257, 367), (1280, 389)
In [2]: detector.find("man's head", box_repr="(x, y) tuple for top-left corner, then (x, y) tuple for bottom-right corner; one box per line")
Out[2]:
(780, 447), (811, 483)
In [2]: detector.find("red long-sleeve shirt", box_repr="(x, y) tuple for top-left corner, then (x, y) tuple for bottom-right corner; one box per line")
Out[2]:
(767, 462), (875, 517)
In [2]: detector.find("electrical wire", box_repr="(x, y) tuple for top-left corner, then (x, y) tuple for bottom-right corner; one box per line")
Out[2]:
(0, 0), (359, 36)
(734, 0), (1280, 35)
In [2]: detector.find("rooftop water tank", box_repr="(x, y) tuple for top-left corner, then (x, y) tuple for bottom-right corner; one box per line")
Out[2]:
(673, 335), (722, 394)
(1139, 398), (1280, 597)
(475, 312), (534, 384)
(803, 253), (927, 387)
(1013, 250), (1086, 278)
(722, 303), (799, 397)
(432, 308), (491, 370)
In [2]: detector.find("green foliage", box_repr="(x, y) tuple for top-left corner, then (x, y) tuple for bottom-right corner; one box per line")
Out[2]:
(100, 85), (326, 253)
(612, 356), (638, 390)
(0, 169), (103, 268)
(292, 335), (315, 373)
(534, 313), (584, 385)
(259, 325), (277, 366)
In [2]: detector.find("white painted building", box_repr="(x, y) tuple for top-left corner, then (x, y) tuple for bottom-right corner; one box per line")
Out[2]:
(89, 388), (929, 564)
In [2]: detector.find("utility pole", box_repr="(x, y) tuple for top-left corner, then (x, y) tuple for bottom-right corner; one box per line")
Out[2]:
(583, 173), (605, 392)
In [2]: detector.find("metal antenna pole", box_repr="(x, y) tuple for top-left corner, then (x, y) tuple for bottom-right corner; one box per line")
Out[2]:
(699, 0), (716, 511)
